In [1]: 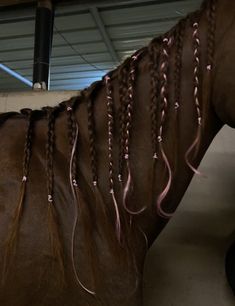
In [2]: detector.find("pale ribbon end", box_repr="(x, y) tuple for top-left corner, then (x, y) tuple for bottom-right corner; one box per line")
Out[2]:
(156, 143), (174, 219)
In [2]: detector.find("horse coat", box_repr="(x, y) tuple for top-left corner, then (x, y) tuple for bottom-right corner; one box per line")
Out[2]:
(0, 0), (234, 305)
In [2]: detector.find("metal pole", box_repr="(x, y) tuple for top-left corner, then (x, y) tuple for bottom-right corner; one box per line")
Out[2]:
(33, 0), (54, 90)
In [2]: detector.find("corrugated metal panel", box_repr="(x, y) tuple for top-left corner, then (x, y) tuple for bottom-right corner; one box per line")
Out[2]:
(2, 53), (112, 67)
(0, 20), (35, 38)
(48, 71), (106, 80)
(100, 0), (200, 25)
(0, 0), (203, 91)
(113, 38), (153, 50)
(53, 29), (103, 44)
(0, 42), (108, 63)
(55, 13), (96, 30)
(0, 70), (29, 90)
(16, 62), (114, 75)
(0, 36), (34, 51)
(107, 20), (179, 39)
(52, 42), (108, 56)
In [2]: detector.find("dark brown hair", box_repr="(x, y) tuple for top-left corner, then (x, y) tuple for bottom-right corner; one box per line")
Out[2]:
(2, 0), (217, 293)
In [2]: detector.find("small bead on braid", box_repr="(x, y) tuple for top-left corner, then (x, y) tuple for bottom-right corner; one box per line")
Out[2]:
(105, 74), (121, 242)
(156, 36), (174, 219)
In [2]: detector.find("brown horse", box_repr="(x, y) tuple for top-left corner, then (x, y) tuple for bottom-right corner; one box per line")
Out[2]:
(0, 0), (234, 305)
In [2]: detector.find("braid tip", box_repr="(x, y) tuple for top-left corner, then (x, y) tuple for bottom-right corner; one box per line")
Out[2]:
(118, 174), (122, 182)
(73, 179), (78, 187)
(174, 102), (180, 110)
(105, 75), (111, 82)
(48, 194), (53, 203)
(22, 176), (27, 182)
(153, 153), (158, 160)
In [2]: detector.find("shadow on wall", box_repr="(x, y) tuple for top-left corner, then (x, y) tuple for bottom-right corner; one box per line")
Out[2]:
(143, 126), (235, 306)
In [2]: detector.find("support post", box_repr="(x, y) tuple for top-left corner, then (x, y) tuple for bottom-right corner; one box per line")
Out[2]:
(33, 0), (54, 90)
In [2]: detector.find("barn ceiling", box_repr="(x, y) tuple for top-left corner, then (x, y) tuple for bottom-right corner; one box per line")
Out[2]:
(0, 0), (203, 91)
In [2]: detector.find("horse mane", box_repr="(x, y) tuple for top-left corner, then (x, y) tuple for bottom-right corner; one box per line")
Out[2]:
(1, 0), (217, 294)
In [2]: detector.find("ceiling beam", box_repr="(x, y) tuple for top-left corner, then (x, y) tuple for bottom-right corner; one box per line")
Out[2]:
(0, 0), (159, 8)
(0, 0), (35, 6)
(0, 63), (32, 87)
(89, 7), (119, 63)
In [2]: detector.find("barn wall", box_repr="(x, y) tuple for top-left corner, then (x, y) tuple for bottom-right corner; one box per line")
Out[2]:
(0, 91), (79, 112)
(143, 126), (235, 306)
(0, 91), (235, 305)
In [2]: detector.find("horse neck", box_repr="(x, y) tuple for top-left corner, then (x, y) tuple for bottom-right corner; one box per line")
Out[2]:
(71, 0), (225, 244)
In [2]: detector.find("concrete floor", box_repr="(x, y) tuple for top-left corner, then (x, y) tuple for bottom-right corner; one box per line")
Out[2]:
(1, 92), (235, 305)
(143, 126), (235, 306)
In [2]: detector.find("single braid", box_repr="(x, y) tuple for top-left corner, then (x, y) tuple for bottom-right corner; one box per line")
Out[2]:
(106, 75), (115, 194)
(185, 20), (203, 176)
(66, 99), (96, 295)
(174, 21), (186, 110)
(147, 41), (161, 216)
(105, 74), (121, 242)
(46, 108), (55, 202)
(206, 0), (217, 70)
(156, 36), (174, 219)
(45, 107), (65, 284)
(86, 91), (116, 259)
(123, 53), (139, 160)
(169, 21), (186, 177)
(66, 99), (78, 186)
(118, 65), (129, 181)
(122, 51), (146, 215)
(2, 109), (33, 281)
(193, 21), (202, 128)
(87, 96), (98, 185)
(20, 109), (34, 180)
(148, 42), (160, 159)
(157, 38), (171, 149)
(202, 0), (217, 126)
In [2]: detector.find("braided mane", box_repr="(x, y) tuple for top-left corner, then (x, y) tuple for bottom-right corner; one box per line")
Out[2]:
(1, 0), (217, 295)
